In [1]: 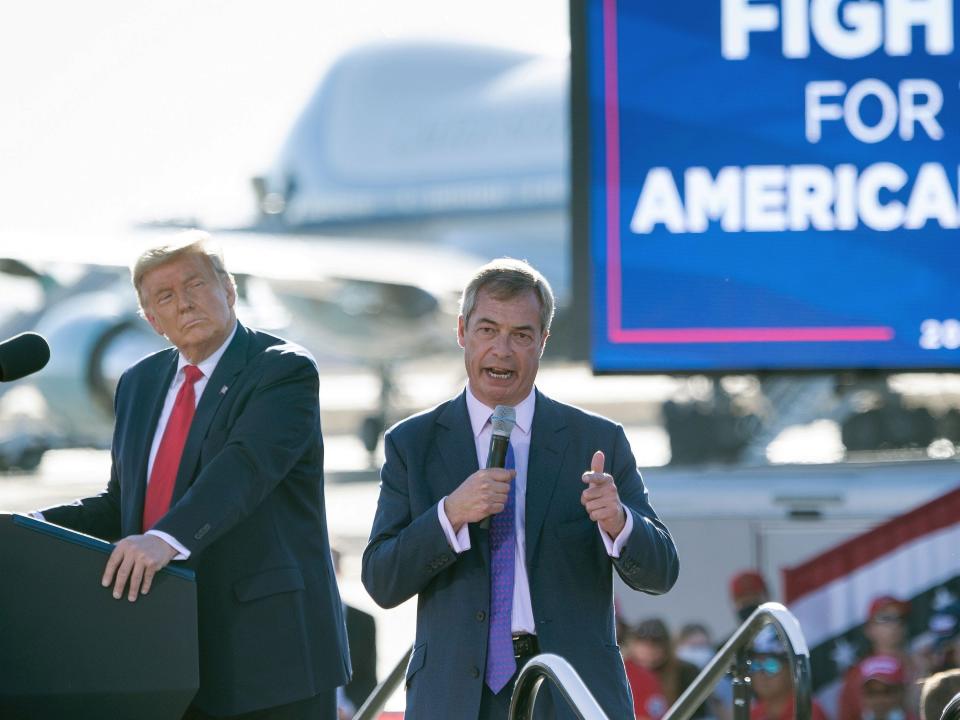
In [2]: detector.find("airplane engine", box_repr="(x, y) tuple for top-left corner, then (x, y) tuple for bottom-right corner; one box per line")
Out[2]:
(30, 285), (165, 449)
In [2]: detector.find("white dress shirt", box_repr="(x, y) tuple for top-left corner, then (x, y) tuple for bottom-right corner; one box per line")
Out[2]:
(438, 384), (634, 634)
(144, 322), (238, 558)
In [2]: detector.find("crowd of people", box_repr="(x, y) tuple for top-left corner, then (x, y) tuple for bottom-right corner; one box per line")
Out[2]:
(617, 571), (960, 720)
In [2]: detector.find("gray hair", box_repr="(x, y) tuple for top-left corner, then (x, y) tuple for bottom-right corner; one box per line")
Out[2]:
(131, 229), (236, 313)
(459, 257), (555, 334)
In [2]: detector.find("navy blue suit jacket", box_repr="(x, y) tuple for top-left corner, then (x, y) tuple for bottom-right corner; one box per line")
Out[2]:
(42, 324), (350, 716)
(362, 389), (679, 719)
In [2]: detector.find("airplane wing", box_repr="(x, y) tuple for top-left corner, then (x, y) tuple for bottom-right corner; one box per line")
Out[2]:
(0, 228), (481, 463)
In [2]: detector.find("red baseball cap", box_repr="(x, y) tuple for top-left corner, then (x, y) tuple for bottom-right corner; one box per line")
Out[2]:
(859, 655), (905, 685)
(868, 596), (910, 622)
(730, 571), (768, 601)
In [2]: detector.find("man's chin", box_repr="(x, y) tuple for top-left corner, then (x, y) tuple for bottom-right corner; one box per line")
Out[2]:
(476, 383), (523, 407)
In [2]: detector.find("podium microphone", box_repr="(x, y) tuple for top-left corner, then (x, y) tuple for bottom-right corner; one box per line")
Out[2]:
(479, 404), (516, 530)
(0, 332), (50, 382)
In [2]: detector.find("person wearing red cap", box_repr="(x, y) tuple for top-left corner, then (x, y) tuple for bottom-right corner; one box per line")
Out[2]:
(858, 655), (916, 720)
(839, 596), (915, 720)
(730, 570), (770, 624)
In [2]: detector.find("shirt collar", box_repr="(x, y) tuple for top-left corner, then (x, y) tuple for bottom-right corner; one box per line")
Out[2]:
(465, 384), (536, 438)
(176, 321), (238, 380)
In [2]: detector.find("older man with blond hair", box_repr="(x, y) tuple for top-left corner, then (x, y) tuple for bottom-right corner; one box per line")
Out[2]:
(38, 230), (350, 720)
(363, 257), (678, 720)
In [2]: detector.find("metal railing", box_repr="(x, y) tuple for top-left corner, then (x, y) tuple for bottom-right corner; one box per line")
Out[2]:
(508, 653), (609, 720)
(353, 601), (810, 720)
(665, 602), (811, 720)
(353, 645), (411, 720)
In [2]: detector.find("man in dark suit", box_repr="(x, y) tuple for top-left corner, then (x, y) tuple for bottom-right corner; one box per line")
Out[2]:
(362, 258), (679, 719)
(39, 231), (350, 720)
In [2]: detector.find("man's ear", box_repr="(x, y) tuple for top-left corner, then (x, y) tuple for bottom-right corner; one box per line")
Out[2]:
(143, 308), (165, 337)
(457, 315), (466, 349)
(225, 278), (237, 308)
(538, 331), (550, 358)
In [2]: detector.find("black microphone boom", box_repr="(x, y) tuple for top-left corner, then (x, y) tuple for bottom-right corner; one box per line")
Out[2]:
(0, 333), (51, 382)
(478, 404), (517, 530)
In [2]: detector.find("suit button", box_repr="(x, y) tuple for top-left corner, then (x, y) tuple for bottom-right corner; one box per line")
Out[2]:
(476, 611), (486, 622)
(471, 666), (480, 679)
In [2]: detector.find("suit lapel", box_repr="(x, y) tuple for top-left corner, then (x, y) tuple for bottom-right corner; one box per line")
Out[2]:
(435, 392), (487, 563)
(126, 352), (178, 532)
(525, 390), (569, 566)
(170, 324), (250, 504)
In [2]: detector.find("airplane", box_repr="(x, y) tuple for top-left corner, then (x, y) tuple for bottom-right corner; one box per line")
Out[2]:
(247, 39), (570, 303)
(0, 228), (484, 469)
(0, 39), (572, 471)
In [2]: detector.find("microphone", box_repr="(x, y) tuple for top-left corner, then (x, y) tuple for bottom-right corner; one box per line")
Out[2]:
(0, 332), (51, 382)
(479, 404), (516, 530)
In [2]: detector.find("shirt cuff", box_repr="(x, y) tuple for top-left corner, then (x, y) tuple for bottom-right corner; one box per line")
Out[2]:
(437, 497), (471, 553)
(146, 529), (191, 560)
(599, 509), (634, 558)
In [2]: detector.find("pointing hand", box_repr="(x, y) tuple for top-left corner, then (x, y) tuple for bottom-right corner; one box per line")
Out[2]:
(581, 450), (626, 538)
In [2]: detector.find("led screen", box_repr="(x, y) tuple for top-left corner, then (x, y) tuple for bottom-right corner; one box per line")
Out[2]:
(582, 0), (960, 372)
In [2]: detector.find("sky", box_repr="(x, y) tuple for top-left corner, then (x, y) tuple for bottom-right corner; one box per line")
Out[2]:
(0, 1), (569, 235)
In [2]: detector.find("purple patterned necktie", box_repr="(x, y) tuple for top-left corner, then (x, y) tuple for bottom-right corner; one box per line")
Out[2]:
(485, 442), (517, 693)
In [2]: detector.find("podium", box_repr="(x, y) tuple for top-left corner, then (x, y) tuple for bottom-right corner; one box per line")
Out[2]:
(0, 514), (199, 720)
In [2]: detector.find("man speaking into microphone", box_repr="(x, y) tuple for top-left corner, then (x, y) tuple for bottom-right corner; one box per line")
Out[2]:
(362, 258), (679, 719)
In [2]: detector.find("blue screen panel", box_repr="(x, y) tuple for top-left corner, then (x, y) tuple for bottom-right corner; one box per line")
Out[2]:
(585, 0), (960, 372)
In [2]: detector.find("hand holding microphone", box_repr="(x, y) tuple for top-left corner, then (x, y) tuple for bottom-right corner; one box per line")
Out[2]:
(442, 405), (516, 532)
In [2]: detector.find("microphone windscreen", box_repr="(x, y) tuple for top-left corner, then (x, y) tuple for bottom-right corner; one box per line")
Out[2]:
(491, 405), (516, 438)
(0, 332), (51, 382)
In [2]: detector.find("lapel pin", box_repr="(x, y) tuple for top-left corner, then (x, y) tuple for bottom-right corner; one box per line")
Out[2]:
(220, 385), (228, 395)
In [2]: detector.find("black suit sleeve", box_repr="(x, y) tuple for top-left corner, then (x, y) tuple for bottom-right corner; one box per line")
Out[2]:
(154, 349), (321, 557)
(608, 424), (679, 594)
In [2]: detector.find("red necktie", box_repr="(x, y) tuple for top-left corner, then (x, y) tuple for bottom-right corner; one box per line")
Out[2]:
(142, 365), (203, 531)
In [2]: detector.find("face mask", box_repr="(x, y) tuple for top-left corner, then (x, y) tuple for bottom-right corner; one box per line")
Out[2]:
(738, 604), (760, 623)
(864, 706), (906, 720)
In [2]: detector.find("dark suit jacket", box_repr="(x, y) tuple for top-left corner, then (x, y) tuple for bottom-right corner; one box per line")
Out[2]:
(361, 389), (679, 719)
(42, 323), (351, 716)
(344, 604), (377, 710)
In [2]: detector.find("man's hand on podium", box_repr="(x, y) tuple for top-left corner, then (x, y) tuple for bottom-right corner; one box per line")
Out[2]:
(102, 534), (178, 602)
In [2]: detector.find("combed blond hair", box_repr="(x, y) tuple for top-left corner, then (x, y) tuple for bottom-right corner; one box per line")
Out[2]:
(131, 229), (236, 313)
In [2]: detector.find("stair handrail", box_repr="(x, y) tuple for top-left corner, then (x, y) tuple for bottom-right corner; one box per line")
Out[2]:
(352, 645), (411, 720)
(508, 653), (610, 720)
(663, 601), (811, 720)
(353, 601), (810, 720)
